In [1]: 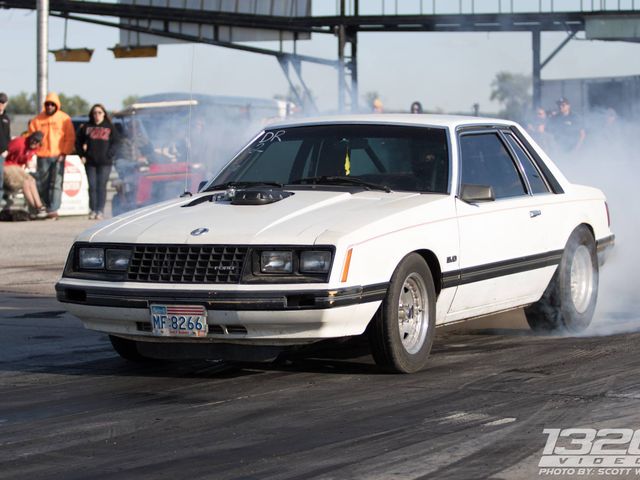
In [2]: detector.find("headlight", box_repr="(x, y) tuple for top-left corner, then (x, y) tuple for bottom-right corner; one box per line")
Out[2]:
(106, 249), (132, 271)
(79, 248), (105, 269)
(260, 251), (293, 273)
(300, 251), (331, 273)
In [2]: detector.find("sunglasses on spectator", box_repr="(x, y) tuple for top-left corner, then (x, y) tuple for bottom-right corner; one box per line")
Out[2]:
(45, 102), (56, 107)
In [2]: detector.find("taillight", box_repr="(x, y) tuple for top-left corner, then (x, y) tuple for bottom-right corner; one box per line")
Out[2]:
(605, 201), (611, 227)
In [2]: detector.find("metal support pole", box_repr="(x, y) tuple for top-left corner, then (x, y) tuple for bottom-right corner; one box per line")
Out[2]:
(532, 28), (541, 109)
(277, 57), (305, 107)
(541, 30), (578, 70)
(291, 58), (320, 114)
(349, 29), (358, 112)
(37, 0), (49, 111)
(337, 24), (346, 112)
(352, 0), (359, 112)
(337, 0), (346, 112)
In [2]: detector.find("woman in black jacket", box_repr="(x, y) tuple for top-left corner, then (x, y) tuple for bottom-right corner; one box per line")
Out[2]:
(76, 104), (119, 219)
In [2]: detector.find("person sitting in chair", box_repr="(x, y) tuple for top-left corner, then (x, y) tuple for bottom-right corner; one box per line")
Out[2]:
(3, 131), (48, 219)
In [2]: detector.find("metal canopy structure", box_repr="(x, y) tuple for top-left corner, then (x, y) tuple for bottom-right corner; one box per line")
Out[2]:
(2, 0), (640, 112)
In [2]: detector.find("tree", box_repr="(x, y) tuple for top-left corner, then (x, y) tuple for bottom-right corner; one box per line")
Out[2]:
(490, 72), (532, 122)
(6, 92), (90, 116)
(122, 95), (140, 108)
(6, 92), (37, 115)
(58, 93), (89, 116)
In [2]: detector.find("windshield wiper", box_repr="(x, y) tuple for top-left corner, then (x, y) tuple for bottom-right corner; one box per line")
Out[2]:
(203, 181), (284, 192)
(289, 176), (391, 193)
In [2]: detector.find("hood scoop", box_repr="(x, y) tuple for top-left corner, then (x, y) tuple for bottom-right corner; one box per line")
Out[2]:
(231, 188), (294, 205)
(182, 188), (294, 207)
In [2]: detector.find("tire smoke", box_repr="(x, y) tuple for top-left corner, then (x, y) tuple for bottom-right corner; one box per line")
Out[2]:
(549, 112), (640, 336)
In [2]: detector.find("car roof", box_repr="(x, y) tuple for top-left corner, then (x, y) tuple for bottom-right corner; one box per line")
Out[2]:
(265, 114), (518, 130)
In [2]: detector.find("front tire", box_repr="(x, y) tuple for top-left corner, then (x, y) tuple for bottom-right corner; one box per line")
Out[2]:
(525, 226), (598, 333)
(109, 335), (149, 362)
(368, 253), (436, 373)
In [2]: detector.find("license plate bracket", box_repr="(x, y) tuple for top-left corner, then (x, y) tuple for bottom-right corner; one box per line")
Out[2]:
(150, 304), (208, 337)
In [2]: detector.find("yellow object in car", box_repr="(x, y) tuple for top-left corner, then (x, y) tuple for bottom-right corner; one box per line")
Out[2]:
(344, 149), (351, 176)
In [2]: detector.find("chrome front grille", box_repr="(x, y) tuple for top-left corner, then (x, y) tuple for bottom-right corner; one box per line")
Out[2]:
(127, 245), (248, 283)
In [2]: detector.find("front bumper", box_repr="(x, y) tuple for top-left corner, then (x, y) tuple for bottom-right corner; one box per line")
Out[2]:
(55, 280), (388, 344)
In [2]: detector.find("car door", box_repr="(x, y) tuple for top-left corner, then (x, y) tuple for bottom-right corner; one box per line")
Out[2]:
(447, 128), (557, 321)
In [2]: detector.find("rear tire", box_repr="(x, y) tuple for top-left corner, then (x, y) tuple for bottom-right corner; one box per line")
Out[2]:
(525, 226), (598, 333)
(109, 335), (149, 362)
(368, 253), (436, 373)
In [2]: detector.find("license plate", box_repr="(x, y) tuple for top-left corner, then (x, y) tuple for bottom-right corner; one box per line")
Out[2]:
(150, 304), (208, 337)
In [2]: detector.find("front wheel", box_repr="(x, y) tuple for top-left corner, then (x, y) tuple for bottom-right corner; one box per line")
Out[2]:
(525, 226), (599, 333)
(368, 253), (436, 373)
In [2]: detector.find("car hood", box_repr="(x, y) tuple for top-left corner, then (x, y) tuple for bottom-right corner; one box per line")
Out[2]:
(78, 189), (448, 245)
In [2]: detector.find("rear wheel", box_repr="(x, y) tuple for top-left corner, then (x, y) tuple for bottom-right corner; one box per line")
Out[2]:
(368, 253), (436, 373)
(525, 226), (598, 333)
(109, 335), (149, 362)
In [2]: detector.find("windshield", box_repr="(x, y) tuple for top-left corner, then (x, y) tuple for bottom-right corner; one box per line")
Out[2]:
(212, 124), (450, 193)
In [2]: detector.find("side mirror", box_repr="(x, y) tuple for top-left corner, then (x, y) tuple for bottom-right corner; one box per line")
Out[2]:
(459, 184), (495, 203)
(198, 180), (208, 192)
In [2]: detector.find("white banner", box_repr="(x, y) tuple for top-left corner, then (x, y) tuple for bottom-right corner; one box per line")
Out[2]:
(59, 155), (90, 216)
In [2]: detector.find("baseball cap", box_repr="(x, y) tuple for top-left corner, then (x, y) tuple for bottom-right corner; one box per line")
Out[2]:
(28, 131), (44, 144)
(0, 92), (7, 104)
(557, 96), (570, 105)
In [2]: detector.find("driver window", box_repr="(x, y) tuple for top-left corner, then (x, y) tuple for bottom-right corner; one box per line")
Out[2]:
(459, 133), (526, 199)
(239, 140), (303, 182)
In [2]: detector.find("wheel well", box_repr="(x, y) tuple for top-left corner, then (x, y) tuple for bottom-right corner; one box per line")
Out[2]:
(414, 249), (442, 296)
(575, 223), (596, 242)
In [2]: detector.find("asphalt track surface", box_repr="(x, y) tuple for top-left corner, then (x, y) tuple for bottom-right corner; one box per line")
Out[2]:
(1, 217), (639, 480)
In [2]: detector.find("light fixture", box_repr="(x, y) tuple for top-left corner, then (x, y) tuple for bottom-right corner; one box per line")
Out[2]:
(50, 48), (94, 62)
(51, 18), (93, 62)
(109, 45), (158, 58)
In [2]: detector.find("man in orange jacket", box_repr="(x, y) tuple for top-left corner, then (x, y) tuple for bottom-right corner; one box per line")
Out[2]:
(28, 92), (76, 218)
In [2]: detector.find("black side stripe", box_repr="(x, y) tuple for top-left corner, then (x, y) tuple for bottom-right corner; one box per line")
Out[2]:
(442, 250), (563, 289)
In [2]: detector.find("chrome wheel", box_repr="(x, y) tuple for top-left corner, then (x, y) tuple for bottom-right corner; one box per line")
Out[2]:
(397, 273), (429, 354)
(368, 253), (436, 373)
(570, 244), (594, 314)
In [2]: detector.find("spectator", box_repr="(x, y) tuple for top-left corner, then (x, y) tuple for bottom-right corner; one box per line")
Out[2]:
(75, 104), (119, 220)
(527, 106), (554, 151)
(410, 101), (423, 114)
(372, 98), (384, 113)
(28, 92), (76, 219)
(548, 97), (586, 153)
(0, 92), (10, 207)
(3, 131), (48, 219)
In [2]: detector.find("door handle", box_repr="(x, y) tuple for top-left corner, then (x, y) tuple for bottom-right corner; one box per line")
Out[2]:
(529, 209), (542, 218)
